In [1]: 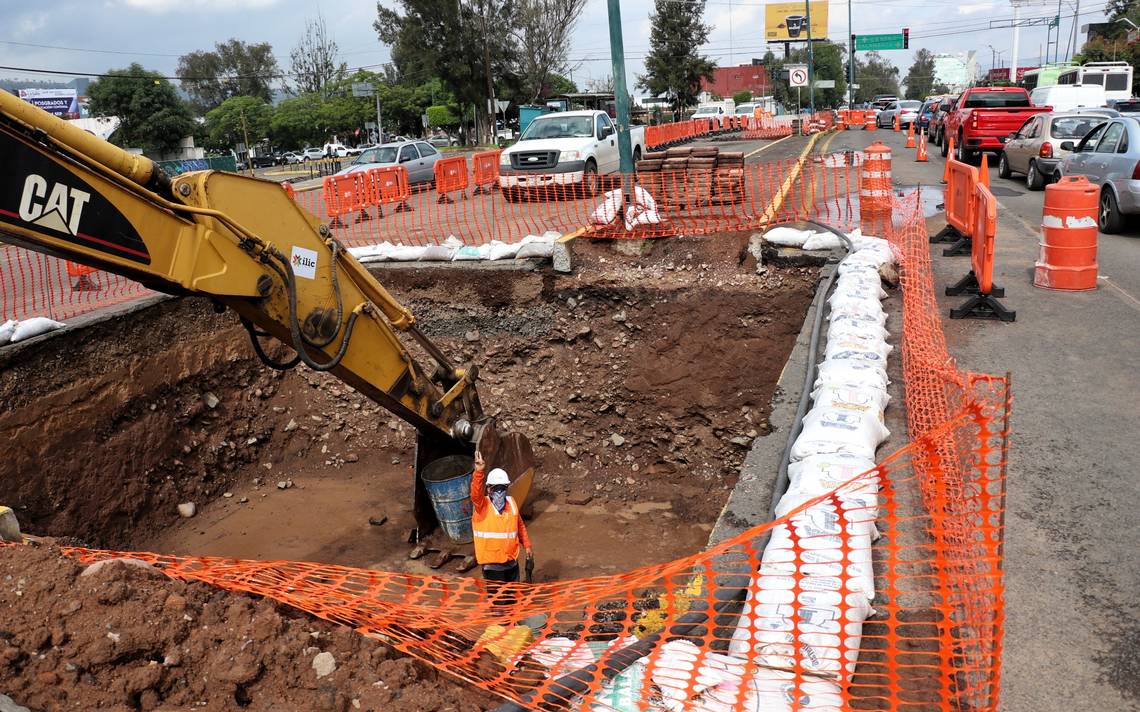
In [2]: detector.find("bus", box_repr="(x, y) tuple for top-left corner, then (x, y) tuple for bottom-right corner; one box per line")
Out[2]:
(1055, 62), (1134, 103)
(1020, 62), (1077, 92)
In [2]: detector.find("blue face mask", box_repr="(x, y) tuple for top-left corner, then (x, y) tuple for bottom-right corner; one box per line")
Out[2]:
(489, 486), (508, 513)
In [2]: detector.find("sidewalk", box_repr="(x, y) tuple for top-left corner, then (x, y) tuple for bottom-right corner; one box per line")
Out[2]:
(870, 127), (1140, 711)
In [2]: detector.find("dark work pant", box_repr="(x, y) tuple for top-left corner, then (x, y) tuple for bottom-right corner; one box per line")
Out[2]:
(482, 561), (520, 583)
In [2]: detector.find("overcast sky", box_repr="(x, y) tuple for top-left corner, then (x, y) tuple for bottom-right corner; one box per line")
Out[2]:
(0, 0), (1112, 95)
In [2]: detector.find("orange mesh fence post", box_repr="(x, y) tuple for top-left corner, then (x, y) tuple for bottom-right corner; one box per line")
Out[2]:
(434, 155), (469, 204)
(946, 182), (1016, 321)
(471, 149), (502, 195)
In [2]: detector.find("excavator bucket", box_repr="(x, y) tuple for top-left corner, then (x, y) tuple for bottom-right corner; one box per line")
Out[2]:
(411, 418), (537, 543)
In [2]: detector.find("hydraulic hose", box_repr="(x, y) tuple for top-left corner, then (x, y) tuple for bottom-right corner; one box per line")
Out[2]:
(240, 316), (302, 371)
(489, 219), (854, 712)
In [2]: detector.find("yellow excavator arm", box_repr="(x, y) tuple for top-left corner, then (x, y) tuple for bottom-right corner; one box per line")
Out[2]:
(0, 91), (530, 539)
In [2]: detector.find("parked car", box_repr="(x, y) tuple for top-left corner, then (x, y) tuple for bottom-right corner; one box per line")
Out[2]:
(323, 142), (349, 158)
(301, 147), (324, 161)
(691, 105), (726, 119)
(1112, 98), (1140, 113)
(941, 86), (1051, 164)
(916, 99), (938, 135)
(930, 96), (958, 144)
(427, 133), (458, 148)
(877, 100), (922, 128)
(497, 110), (646, 201)
(1030, 84), (1108, 113)
(1056, 116), (1140, 233)
(333, 140), (443, 185)
(280, 151), (303, 165)
(999, 110), (1118, 190)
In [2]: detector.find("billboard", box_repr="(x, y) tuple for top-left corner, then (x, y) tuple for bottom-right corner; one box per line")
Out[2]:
(765, 2), (828, 41)
(18, 88), (80, 118)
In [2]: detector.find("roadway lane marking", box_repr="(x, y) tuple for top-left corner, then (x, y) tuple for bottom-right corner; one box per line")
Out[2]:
(759, 129), (833, 224)
(745, 133), (796, 158)
(1100, 277), (1140, 312)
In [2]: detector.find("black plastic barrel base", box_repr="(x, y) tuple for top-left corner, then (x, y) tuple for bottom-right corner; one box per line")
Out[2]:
(930, 224), (963, 244)
(950, 292), (1016, 322)
(946, 270), (1006, 298)
(943, 236), (972, 256)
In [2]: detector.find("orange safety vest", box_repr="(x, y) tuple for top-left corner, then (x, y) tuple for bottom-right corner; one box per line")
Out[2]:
(472, 496), (521, 565)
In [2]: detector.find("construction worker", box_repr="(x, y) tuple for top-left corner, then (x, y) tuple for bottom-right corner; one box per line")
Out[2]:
(471, 450), (532, 583)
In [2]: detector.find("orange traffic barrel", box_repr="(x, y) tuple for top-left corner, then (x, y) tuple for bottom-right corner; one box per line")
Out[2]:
(865, 112), (877, 131)
(860, 141), (892, 232)
(1034, 176), (1099, 291)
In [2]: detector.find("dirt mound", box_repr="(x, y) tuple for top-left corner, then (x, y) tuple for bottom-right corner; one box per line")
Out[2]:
(0, 541), (498, 712)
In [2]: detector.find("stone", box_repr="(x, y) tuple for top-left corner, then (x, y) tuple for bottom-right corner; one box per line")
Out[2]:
(368, 516), (388, 526)
(80, 558), (159, 578)
(239, 497), (249, 504)
(610, 434), (626, 447)
(345, 453), (359, 463)
(611, 310), (627, 323)
(283, 418), (298, 432)
(465, 329), (481, 343)
(222, 492), (234, 499)
(552, 241), (573, 274)
(277, 480), (292, 490)
(575, 325), (592, 339)
(0, 693), (31, 712)
(564, 446), (578, 459)
(311, 651), (336, 678)
(0, 506), (22, 543)
(879, 262), (900, 287)
(566, 493), (593, 506)
(729, 436), (752, 447)
(203, 392), (220, 409)
(177, 502), (197, 518)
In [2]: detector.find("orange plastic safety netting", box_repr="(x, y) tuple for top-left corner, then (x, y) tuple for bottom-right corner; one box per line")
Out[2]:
(30, 187), (1009, 712)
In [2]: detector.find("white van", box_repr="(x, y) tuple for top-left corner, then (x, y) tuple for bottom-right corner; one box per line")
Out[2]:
(1030, 84), (1107, 113)
(322, 142), (349, 158)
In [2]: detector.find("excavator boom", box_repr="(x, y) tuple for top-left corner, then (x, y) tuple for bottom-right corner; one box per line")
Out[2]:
(0, 90), (531, 539)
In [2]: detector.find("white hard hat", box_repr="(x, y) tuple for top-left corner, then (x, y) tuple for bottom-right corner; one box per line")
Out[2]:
(487, 468), (510, 486)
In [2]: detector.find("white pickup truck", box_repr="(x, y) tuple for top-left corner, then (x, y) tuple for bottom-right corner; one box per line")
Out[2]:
(498, 110), (645, 201)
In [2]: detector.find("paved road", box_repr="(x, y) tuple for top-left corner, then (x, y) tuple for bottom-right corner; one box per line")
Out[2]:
(849, 127), (1140, 712)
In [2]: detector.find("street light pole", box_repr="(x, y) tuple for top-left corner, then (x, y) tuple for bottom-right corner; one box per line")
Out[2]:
(848, 0), (854, 106)
(805, 0), (816, 114)
(606, 0), (634, 206)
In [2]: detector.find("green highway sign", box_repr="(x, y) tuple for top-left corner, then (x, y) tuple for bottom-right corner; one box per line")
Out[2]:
(855, 33), (904, 51)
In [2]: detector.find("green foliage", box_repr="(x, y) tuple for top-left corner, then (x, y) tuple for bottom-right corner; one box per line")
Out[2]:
(732, 90), (753, 105)
(764, 41), (847, 109)
(270, 93), (326, 148)
(638, 0), (717, 111)
(87, 63), (195, 155)
(1075, 37), (1140, 95)
(904, 49), (936, 100)
(203, 96), (272, 151)
(427, 104), (460, 128)
(177, 39), (279, 112)
(853, 52), (901, 103)
(545, 73), (578, 96)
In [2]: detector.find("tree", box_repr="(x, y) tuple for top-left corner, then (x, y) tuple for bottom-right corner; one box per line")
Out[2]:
(763, 42), (846, 109)
(510, 0), (587, 102)
(904, 49), (936, 100)
(427, 104), (460, 132)
(638, 0), (717, 111)
(732, 90), (753, 105)
(203, 96), (273, 151)
(177, 39), (279, 112)
(270, 93), (326, 148)
(290, 15), (346, 98)
(88, 63), (195, 155)
(587, 75), (615, 93)
(853, 52), (900, 102)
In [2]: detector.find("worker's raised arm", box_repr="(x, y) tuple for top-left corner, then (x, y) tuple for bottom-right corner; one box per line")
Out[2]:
(471, 450), (487, 515)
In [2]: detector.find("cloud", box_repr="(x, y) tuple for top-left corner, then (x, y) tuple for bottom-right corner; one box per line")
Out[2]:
(17, 12), (49, 34)
(118, 0), (281, 12)
(958, 3), (995, 15)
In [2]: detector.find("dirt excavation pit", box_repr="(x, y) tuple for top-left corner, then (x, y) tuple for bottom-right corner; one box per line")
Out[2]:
(0, 234), (817, 709)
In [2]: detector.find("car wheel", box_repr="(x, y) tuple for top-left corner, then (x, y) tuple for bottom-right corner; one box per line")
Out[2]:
(583, 160), (600, 197)
(1026, 161), (1046, 191)
(1099, 188), (1124, 234)
(998, 152), (1012, 179)
(940, 132), (949, 157)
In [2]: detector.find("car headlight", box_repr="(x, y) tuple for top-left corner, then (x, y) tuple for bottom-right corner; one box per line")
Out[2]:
(499, 152), (511, 165)
(559, 150), (580, 161)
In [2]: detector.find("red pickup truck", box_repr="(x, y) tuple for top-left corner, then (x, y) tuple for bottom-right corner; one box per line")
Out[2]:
(940, 87), (1051, 165)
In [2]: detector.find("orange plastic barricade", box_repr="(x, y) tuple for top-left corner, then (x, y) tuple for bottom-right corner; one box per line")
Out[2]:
(1034, 175), (1099, 291)
(365, 166), (412, 216)
(322, 173), (372, 228)
(434, 155), (468, 204)
(471, 149), (501, 195)
(65, 262), (99, 291)
(946, 181), (1016, 321)
(280, 181), (296, 199)
(933, 155), (979, 255)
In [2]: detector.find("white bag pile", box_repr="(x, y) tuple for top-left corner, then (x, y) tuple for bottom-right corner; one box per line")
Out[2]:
(0, 317), (65, 345)
(347, 231), (560, 264)
(588, 187), (663, 232)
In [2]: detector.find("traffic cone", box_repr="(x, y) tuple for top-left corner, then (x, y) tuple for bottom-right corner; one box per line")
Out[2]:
(916, 130), (928, 162)
(906, 122), (916, 149)
(942, 136), (955, 183)
(893, 113), (900, 132)
(978, 153), (991, 188)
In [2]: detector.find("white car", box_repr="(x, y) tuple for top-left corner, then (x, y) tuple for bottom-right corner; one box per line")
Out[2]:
(692, 105), (726, 120)
(323, 143), (349, 157)
(497, 110), (645, 201)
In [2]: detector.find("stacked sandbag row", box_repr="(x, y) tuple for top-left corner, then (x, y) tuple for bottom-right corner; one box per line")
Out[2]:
(347, 232), (559, 263)
(635, 146), (746, 209)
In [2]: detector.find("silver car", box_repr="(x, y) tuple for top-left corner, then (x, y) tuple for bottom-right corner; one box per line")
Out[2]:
(998, 110), (1118, 190)
(1057, 117), (1140, 233)
(877, 100), (921, 128)
(334, 140), (442, 185)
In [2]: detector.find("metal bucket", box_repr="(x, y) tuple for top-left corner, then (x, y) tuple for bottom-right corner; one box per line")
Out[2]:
(421, 455), (475, 543)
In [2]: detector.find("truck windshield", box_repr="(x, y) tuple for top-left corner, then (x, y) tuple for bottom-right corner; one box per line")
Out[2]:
(963, 92), (1031, 108)
(356, 147), (398, 164)
(520, 116), (594, 140)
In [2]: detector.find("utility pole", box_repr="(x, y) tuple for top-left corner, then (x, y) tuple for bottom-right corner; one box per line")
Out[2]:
(606, 0), (634, 206)
(1010, 0), (1023, 90)
(848, 0), (855, 106)
(375, 92), (382, 144)
(481, 0), (496, 145)
(1067, 0), (1081, 61)
(805, 0), (816, 114)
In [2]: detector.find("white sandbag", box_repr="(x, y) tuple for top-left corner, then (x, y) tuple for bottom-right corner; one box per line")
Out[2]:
(762, 227), (811, 247)
(744, 669), (844, 712)
(828, 315), (889, 340)
(786, 453), (881, 503)
(589, 658), (648, 711)
(814, 359), (890, 391)
(773, 490), (880, 530)
(387, 244), (428, 261)
(452, 244), (486, 261)
(589, 189), (623, 226)
(632, 186), (658, 212)
(0, 319), (15, 345)
(624, 205), (662, 231)
(515, 240), (555, 259)
(526, 637), (596, 676)
(419, 244), (455, 261)
(486, 240), (521, 260)
(829, 292), (885, 319)
(10, 317), (65, 343)
(790, 405), (890, 461)
(825, 347), (890, 372)
(347, 241), (396, 262)
(802, 231), (845, 251)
